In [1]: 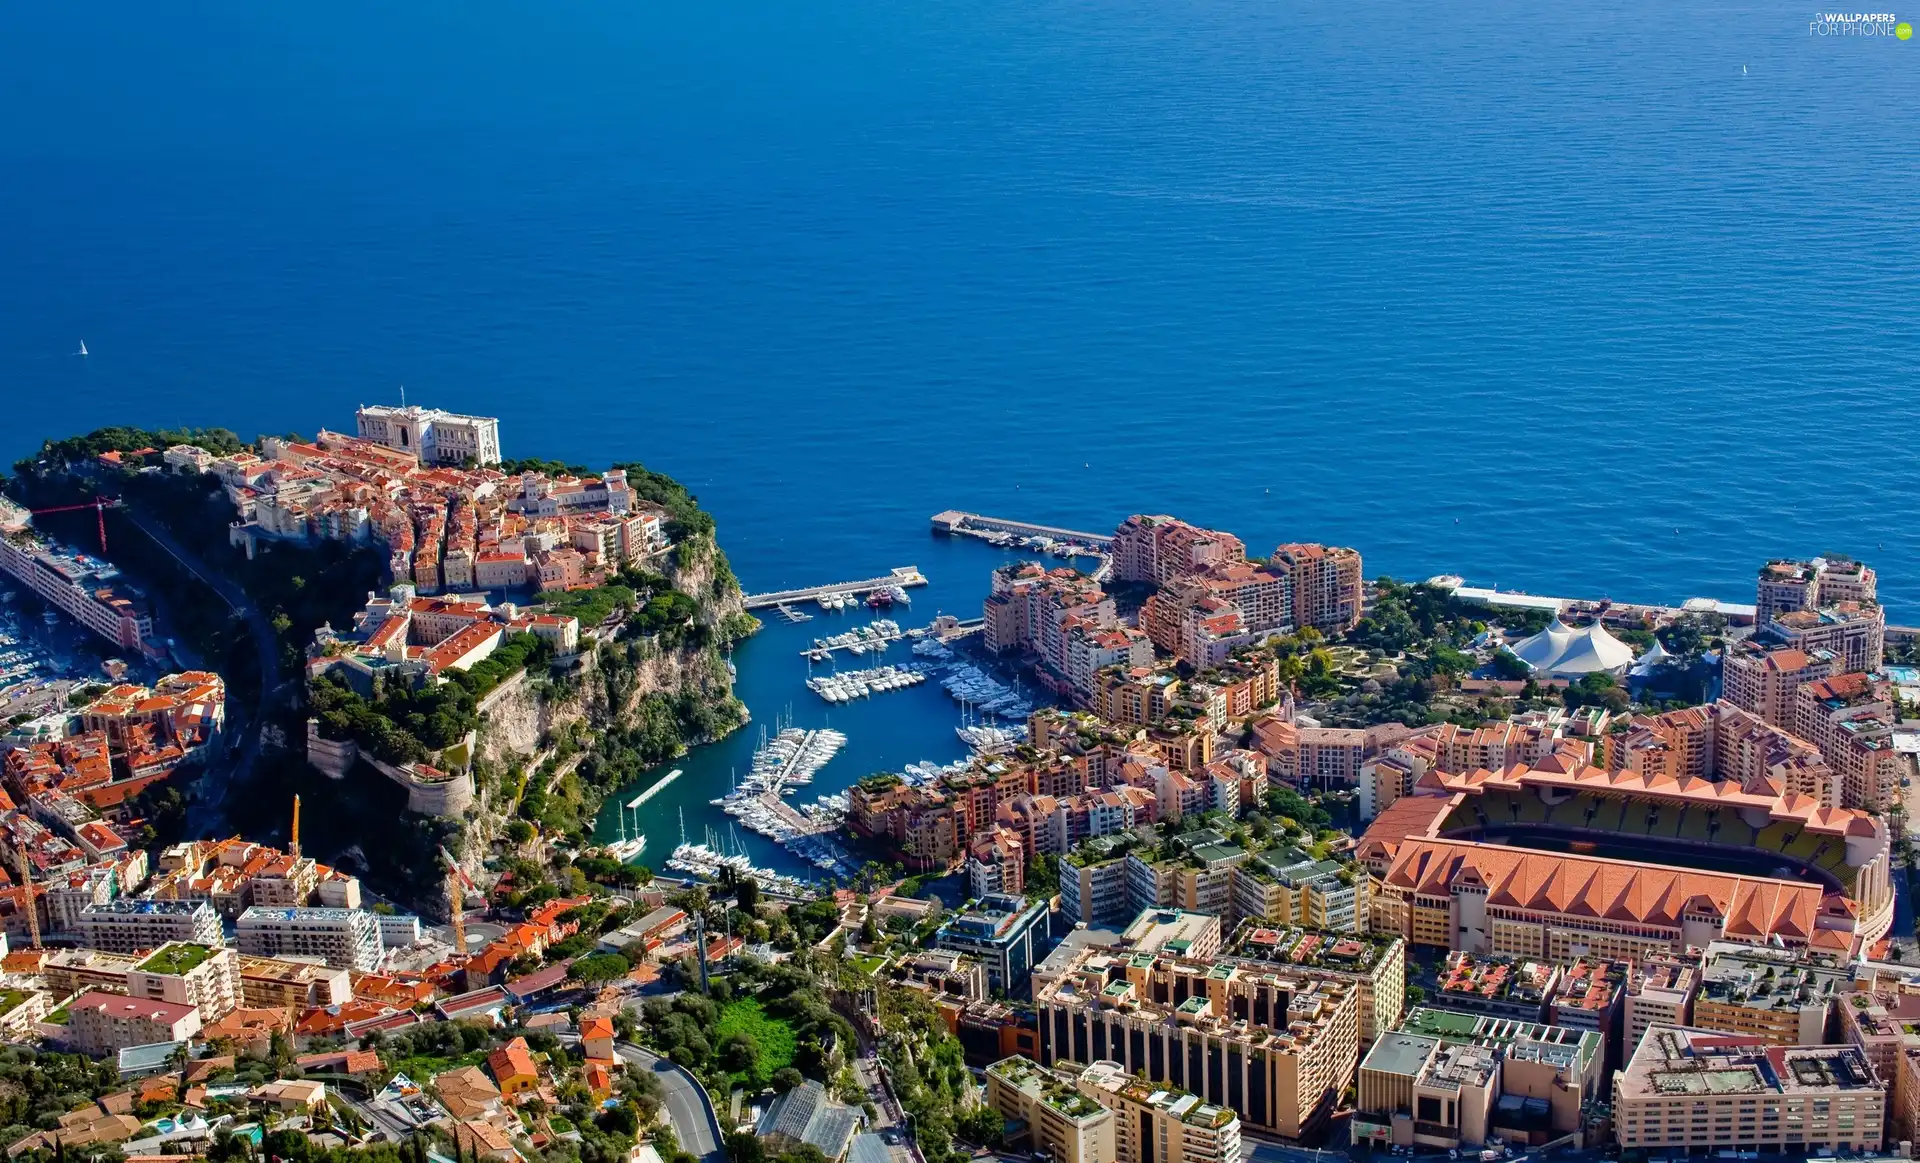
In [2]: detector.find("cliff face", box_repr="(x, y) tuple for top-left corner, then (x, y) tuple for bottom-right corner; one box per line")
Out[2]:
(666, 532), (747, 626)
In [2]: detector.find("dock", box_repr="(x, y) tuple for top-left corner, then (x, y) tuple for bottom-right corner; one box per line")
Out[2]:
(930, 510), (1115, 549)
(742, 566), (926, 611)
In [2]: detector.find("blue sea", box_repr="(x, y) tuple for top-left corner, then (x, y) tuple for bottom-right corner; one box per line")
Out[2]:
(3, 1), (1917, 874)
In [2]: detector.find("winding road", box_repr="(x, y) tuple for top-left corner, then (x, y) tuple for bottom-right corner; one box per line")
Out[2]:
(119, 504), (284, 835)
(616, 1041), (726, 1163)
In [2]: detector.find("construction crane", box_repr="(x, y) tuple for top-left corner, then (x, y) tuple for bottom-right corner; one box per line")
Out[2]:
(289, 795), (301, 860)
(438, 845), (479, 956)
(28, 496), (120, 555)
(12, 845), (40, 950)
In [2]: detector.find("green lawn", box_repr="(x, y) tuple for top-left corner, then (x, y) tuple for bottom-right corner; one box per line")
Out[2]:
(851, 955), (887, 976)
(713, 999), (797, 1088)
(137, 943), (215, 976)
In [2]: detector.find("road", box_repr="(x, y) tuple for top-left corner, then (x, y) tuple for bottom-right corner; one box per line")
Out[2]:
(120, 504), (284, 835)
(616, 1042), (725, 1163)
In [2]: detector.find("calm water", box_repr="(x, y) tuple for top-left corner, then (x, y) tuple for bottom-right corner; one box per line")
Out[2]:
(4, 1), (1917, 873)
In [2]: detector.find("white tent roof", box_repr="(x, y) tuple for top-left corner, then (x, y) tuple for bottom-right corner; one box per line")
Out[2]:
(1505, 617), (1635, 677)
(1630, 637), (1673, 676)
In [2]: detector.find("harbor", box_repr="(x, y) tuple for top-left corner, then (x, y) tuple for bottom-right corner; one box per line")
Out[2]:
(586, 533), (1087, 886)
(807, 663), (929, 703)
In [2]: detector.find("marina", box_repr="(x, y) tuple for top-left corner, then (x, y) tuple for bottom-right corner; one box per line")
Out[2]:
(940, 662), (1035, 720)
(807, 664), (929, 703)
(803, 618), (910, 660)
(741, 565), (928, 611)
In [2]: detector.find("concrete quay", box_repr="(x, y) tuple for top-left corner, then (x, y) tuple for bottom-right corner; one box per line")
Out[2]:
(741, 565), (926, 610)
(929, 509), (1115, 549)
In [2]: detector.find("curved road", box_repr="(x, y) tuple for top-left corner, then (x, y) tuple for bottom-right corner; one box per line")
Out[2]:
(120, 504), (284, 834)
(616, 1042), (726, 1163)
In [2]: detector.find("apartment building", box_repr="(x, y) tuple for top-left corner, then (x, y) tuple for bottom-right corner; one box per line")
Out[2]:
(1119, 909), (1223, 961)
(1271, 543), (1364, 635)
(1614, 1027), (1883, 1154)
(236, 955), (352, 1010)
(1543, 958), (1628, 1039)
(982, 563), (1116, 678)
(1766, 603), (1886, 676)
(1625, 953), (1701, 1056)
(236, 906), (383, 971)
(1035, 945), (1360, 1139)
(1692, 943), (1846, 1045)
(984, 1056), (1116, 1163)
(1229, 848), (1364, 933)
(77, 899), (223, 954)
(1060, 843), (1135, 926)
(0, 534), (155, 652)
(1111, 515), (1247, 586)
(125, 943), (241, 1021)
(1227, 923), (1407, 1042)
(1436, 952), (1559, 1023)
(1722, 641), (1841, 728)
(1795, 672), (1904, 811)
(1067, 1058), (1243, 1163)
(1756, 558), (1877, 629)
(65, 991), (202, 1056)
(966, 827), (1026, 899)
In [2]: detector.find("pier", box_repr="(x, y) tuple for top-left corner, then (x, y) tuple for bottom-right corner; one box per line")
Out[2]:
(742, 566), (927, 611)
(626, 767), (684, 810)
(930, 510), (1115, 549)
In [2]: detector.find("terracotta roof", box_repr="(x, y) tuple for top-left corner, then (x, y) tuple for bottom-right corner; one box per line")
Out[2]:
(1383, 837), (1827, 940)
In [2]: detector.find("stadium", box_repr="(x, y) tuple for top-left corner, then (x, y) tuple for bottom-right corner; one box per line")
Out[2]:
(1358, 755), (1893, 960)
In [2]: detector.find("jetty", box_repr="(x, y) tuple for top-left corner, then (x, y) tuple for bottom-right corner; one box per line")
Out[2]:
(930, 510), (1115, 549)
(625, 767), (684, 810)
(742, 566), (926, 610)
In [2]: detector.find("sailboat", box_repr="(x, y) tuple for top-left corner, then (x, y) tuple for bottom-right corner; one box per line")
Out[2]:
(75, 341), (88, 357)
(605, 798), (647, 862)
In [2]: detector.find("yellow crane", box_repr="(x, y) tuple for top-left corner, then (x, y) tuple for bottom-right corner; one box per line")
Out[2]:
(438, 845), (478, 956)
(290, 795), (301, 860)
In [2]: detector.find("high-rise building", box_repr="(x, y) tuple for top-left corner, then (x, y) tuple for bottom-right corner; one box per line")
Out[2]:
(1111, 516), (1247, 586)
(1721, 641), (1841, 728)
(1795, 673), (1903, 811)
(1271, 543), (1364, 635)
